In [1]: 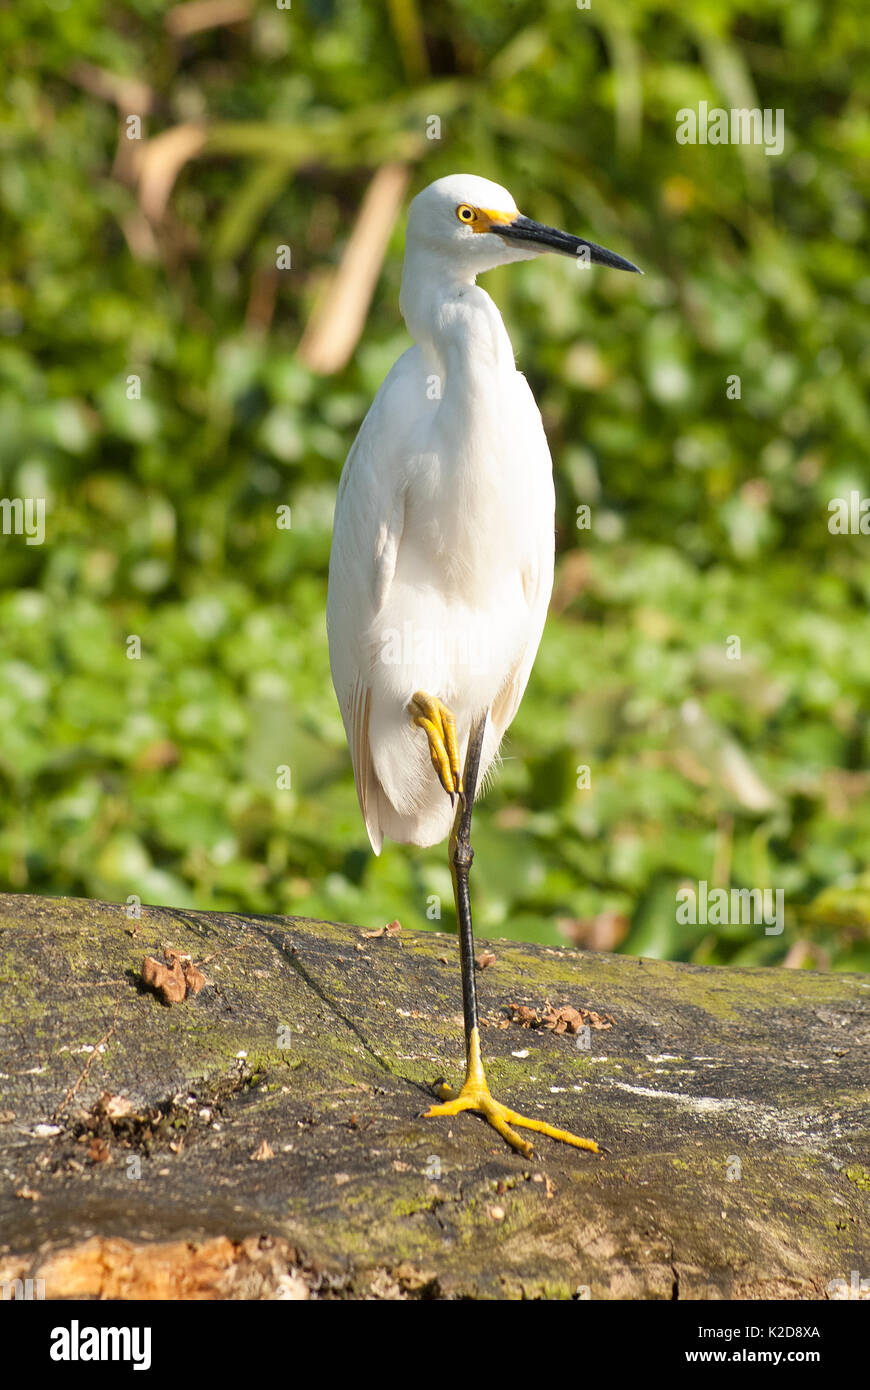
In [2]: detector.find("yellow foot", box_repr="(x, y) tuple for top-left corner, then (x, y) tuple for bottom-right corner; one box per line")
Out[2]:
(424, 1030), (598, 1158)
(409, 691), (464, 804)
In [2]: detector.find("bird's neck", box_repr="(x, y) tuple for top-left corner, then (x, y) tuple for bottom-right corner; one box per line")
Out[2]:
(398, 250), (530, 595)
(399, 250), (515, 380)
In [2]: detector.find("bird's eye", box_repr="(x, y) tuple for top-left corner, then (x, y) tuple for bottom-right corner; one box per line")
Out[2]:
(456, 204), (476, 223)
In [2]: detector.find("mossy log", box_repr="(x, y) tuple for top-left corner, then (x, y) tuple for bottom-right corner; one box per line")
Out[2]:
(0, 892), (868, 1300)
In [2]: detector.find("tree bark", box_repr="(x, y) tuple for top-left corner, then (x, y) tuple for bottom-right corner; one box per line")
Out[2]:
(0, 892), (867, 1300)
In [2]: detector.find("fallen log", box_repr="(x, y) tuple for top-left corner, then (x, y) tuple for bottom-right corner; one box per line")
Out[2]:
(0, 892), (867, 1299)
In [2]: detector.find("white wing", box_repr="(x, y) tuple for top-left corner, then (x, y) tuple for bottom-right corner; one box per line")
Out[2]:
(327, 348), (421, 854)
(328, 341), (555, 854)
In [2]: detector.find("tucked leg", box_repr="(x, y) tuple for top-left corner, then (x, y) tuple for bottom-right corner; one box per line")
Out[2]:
(409, 690), (463, 803)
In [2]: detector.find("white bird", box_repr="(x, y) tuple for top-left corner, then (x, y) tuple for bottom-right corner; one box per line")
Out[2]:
(327, 173), (640, 1156)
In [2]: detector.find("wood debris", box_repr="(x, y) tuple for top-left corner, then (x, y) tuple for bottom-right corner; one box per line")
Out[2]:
(141, 947), (205, 1004)
(96, 1091), (136, 1121)
(506, 1001), (615, 1033)
(361, 919), (402, 940)
(26, 1234), (310, 1300)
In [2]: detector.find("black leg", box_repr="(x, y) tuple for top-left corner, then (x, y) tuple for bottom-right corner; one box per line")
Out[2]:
(450, 714), (487, 1052)
(425, 708), (599, 1155)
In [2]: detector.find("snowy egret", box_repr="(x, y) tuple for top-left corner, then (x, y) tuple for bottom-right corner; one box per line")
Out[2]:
(327, 173), (640, 1156)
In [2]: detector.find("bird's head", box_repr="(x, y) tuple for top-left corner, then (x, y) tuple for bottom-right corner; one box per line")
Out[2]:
(406, 174), (641, 278)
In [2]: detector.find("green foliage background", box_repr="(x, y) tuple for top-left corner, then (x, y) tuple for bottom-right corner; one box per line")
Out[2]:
(1, 0), (868, 969)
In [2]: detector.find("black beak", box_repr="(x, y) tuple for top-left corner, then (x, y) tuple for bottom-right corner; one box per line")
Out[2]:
(492, 215), (641, 273)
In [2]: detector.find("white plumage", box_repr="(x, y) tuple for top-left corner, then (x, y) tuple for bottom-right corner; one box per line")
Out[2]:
(327, 173), (638, 853)
(326, 174), (639, 1160)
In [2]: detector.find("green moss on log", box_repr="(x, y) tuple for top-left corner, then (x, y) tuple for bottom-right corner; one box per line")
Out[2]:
(0, 892), (868, 1300)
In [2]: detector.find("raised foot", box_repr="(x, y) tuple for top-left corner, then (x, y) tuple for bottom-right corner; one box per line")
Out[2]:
(409, 690), (464, 804)
(424, 1076), (598, 1159)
